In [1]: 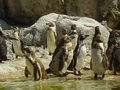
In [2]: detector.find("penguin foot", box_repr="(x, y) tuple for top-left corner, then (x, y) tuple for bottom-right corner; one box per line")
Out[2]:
(94, 74), (97, 79)
(58, 73), (68, 77)
(74, 71), (82, 76)
(46, 68), (52, 73)
(114, 70), (117, 75)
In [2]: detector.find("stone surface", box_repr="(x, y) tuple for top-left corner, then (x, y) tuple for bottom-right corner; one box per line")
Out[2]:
(0, 0), (120, 29)
(19, 13), (110, 67)
(0, 47), (52, 79)
(65, 0), (97, 19)
(20, 13), (110, 49)
(3, 0), (64, 24)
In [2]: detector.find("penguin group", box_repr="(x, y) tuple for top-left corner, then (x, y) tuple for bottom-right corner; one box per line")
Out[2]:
(48, 23), (89, 77)
(1, 21), (120, 81)
(46, 23), (111, 80)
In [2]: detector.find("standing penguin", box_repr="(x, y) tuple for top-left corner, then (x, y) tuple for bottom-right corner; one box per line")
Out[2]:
(46, 22), (57, 55)
(69, 24), (78, 51)
(68, 34), (89, 75)
(12, 26), (24, 58)
(49, 36), (73, 76)
(23, 47), (48, 80)
(109, 36), (120, 75)
(91, 26), (108, 79)
(0, 27), (7, 62)
(52, 28), (68, 58)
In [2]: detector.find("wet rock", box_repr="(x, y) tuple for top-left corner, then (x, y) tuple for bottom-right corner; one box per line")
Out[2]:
(0, 19), (11, 30)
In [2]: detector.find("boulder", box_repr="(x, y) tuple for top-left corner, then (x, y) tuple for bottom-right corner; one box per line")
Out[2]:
(20, 13), (110, 53)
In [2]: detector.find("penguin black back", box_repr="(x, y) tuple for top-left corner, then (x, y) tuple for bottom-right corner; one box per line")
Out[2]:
(0, 30), (7, 61)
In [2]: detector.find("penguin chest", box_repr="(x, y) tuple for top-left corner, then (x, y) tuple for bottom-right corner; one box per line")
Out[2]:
(60, 50), (73, 74)
(76, 45), (87, 70)
(26, 59), (34, 76)
(71, 35), (78, 50)
(47, 31), (56, 53)
(91, 49), (105, 74)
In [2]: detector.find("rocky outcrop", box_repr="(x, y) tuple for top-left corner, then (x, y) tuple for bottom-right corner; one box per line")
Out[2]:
(20, 13), (110, 54)
(0, 13), (109, 61)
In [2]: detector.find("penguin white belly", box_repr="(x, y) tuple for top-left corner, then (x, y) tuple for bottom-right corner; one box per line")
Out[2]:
(47, 31), (56, 54)
(59, 50), (73, 74)
(91, 49), (106, 75)
(75, 45), (87, 70)
(26, 59), (34, 76)
(71, 35), (78, 50)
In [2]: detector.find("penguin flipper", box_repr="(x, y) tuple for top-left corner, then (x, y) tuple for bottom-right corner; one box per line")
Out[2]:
(12, 44), (15, 53)
(90, 60), (92, 70)
(58, 48), (66, 71)
(102, 54), (109, 70)
(34, 64), (38, 81)
(24, 66), (29, 77)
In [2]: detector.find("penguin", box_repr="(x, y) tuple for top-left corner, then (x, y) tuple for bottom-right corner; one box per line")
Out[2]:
(49, 35), (73, 76)
(0, 27), (7, 62)
(47, 28), (68, 73)
(69, 24), (78, 51)
(11, 26), (24, 58)
(68, 34), (89, 75)
(52, 28), (68, 58)
(91, 26), (108, 79)
(46, 22), (57, 55)
(109, 36), (120, 75)
(23, 47), (48, 80)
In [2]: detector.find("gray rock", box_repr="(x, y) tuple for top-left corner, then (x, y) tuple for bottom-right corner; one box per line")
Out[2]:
(2, 0), (64, 24)
(0, 0), (120, 29)
(20, 13), (109, 48)
(0, 19), (11, 30)
(19, 13), (110, 65)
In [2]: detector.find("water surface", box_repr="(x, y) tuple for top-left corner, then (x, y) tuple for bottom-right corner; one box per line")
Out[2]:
(0, 76), (120, 90)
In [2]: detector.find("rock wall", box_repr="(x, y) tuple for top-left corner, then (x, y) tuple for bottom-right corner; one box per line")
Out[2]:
(0, 0), (120, 29)
(2, 0), (64, 24)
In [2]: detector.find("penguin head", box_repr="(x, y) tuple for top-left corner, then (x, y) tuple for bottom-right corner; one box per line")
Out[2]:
(70, 24), (77, 33)
(62, 28), (67, 35)
(94, 26), (101, 35)
(46, 22), (56, 31)
(78, 34), (89, 41)
(23, 47), (35, 58)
